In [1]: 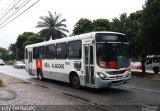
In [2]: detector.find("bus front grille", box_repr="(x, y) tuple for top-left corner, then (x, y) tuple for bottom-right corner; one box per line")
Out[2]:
(107, 70), (126, 75)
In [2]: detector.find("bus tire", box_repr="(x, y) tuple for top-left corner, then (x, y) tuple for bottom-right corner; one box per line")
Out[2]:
(153, 67), (159, 74)
(71, 74), (80, 89)
(37, 69), (44, 81)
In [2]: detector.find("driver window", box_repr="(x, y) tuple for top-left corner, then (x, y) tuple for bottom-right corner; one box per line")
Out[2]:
(146, 58), (152, 64)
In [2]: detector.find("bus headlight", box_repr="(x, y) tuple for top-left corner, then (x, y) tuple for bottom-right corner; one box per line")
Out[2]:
(97, 72), (108, 80)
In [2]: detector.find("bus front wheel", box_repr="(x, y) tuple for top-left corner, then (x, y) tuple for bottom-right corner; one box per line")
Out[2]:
(71, 74), (80, 89)
(37, 70), (44, 81)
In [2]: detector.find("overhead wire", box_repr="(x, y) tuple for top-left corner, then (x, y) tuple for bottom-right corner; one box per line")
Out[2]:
(0, 0), (40, 29)
(0, 0), (22, 22)
(0, 0), (31, 26)
(0, 0), (20, 20)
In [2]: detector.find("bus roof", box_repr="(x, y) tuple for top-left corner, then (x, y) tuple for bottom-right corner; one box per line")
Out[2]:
(25, 31), (126, 48)
(146, 55), (160, 58)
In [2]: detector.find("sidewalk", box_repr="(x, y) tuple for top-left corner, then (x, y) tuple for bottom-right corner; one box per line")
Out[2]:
(0, 73), (100, 111)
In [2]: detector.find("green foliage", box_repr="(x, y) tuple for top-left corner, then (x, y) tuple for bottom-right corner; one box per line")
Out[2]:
(9, 44), (16, 53)
(36, 11), (69, 41)
(93, 19), (110, 31)
(15, 32), (43, 60)
(8, 43), (16, 61)
(24, 34), (44, 46)
(0, 47), (8, 54)
(73, 18), (94, 35)
(110, 13), (129, 33)
(0, 47), (8, 60)
(16, 32), (35, 60)
(72, 18), (110, 35)
(142, 0), (160, 55)
(123, 11), (143, 58)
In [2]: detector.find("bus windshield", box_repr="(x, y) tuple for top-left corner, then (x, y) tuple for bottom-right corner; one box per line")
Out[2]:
(96, 43), (130, 68)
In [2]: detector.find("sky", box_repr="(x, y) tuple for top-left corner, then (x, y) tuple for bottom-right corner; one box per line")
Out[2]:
(0, 0), (145, 49)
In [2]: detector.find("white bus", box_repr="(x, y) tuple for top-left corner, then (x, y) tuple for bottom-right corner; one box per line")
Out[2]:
(25, 31), (131, 89)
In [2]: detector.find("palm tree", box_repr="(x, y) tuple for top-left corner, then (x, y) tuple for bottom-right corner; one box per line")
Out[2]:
(36, 11), (69, 41)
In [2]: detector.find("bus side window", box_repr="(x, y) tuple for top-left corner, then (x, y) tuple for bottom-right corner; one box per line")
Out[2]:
(33, 47), (39, 59)
(46, 44), (55, 59)
(146, 58), (152, 64)
(153, 57), (160, 63)
(68, 40), (82, 59)
(39, 46), (46, 59)
(56, 43), (67, 59)
(25, 49), (28, 59)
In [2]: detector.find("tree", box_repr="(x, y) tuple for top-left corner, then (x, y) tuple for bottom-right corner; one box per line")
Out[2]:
(72, 18), (94, 35)
(16, 32), (34, 60)
(16, 32), (43, 60)
(127, 11), (143, 58)
(36, 11), (69, 41)
(24, 34), (44, 46)
(142, 0), (160, 55)
(8, 43), (17, 60)
(73, 18), (110, 35)
(0, 47), (8, 60)
(93, 19), (110, 31)
(110, 13), (128, 33)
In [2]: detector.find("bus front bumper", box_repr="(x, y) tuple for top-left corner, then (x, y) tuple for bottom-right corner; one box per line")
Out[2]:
(95, 75), (131, 89)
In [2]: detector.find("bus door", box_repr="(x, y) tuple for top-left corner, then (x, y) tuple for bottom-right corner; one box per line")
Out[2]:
(28, 51), (33, 75)
(84, 44), (95, 85)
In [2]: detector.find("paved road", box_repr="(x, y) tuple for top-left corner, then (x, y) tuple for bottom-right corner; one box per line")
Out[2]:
(0, 65), (160, 110)
(0, 65), (32, 80)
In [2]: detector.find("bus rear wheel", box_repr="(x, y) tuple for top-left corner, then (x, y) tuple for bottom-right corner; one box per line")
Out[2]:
(37, 70), (44, 81)
(71, 74), (80, 89)
(153, 67), (159, 74)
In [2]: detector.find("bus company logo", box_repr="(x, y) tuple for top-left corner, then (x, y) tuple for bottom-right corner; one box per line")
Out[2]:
(116, 75), (119, 79)
(44, 63), (50, 68)
(52, 64), (64, 69)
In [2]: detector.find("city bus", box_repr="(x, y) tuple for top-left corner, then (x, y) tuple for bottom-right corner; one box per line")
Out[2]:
(25, 31), (131, 89)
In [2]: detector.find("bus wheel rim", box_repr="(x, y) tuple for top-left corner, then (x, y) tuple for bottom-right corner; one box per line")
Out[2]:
(73, 77), (78, 85)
